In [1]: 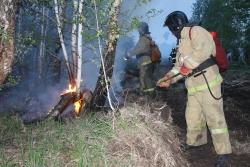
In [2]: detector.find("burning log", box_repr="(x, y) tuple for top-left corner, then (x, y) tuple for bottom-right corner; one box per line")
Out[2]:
(78, 90), (92, 116)
(46, 92), (76, 121)
(57, 90), (92, 122)
(22, 84), (92, 124)
(46, 89), (92, 121)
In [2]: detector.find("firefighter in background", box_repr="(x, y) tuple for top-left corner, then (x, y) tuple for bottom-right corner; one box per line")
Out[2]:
(156, 11), (231, 167)
(169, 47), (177, 67)
(124, 22), (155, 100)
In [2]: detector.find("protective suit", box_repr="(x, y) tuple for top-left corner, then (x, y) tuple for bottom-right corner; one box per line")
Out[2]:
(126, 22), (155, 96)
(158, 11), (231, 164)
(165, 26), (231, 154)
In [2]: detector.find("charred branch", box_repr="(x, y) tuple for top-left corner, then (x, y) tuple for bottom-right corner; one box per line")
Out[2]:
(23, 90), (92, 124)
(46, 92), (76, 121)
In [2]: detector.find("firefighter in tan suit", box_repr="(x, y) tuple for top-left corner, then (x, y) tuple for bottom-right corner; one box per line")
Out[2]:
(157, 11), (232, 167)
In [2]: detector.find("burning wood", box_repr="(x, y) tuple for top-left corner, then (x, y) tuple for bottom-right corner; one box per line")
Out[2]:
(23, 84), (92, 124)
(46, 92), (76, 121)
(78, 90), (92, 116)
(45, 85), (92, 121)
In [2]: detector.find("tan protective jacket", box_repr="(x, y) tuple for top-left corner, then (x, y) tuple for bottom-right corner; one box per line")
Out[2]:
(127, 34), (152, 67)
(166, 26), (222, 95)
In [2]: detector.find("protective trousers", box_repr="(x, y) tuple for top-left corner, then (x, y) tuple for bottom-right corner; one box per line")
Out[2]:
(185, 85), (232, 154)
(139, 63), (155, 95)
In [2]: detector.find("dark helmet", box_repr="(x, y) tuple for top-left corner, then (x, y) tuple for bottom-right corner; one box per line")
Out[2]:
(172, 47), (175, 50)
(138, 21), (150, 34)
(163, 11), (188, 36)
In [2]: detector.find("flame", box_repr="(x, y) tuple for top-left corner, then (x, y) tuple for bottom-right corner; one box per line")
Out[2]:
(74, 100), (81, 115)
(66, 84), (76, 93)
(62, 84), (81, 115)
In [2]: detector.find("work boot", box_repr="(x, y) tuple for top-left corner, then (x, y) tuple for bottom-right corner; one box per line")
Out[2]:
(214, 154), (230, 167)
(180, 144), (199, 152)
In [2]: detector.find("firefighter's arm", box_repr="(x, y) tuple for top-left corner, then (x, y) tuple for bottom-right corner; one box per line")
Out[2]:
(127, 36), (149, 58)
(156, 74), (172, 88)
(157, 67), (183, 88)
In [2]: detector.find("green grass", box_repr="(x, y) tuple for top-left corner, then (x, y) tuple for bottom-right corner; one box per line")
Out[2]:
(0, 106), (178, 167)
(0, 112), (114, 167)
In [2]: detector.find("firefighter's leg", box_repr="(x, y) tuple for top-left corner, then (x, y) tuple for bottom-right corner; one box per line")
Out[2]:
(139, 63), (155, 100)
(201, 85), (232, 154)
(186, 94), (208, 146)
(139, 66), (145, 96)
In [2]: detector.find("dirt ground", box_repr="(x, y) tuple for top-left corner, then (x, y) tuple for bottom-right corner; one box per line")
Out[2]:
(121, 63), (250, 167)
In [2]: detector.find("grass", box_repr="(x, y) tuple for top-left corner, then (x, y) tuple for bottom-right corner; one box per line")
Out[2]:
(0, 102), (178, 167)
(0, 112), (114, 167)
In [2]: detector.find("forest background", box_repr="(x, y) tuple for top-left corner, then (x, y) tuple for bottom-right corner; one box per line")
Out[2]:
(0, 0), (249, 112)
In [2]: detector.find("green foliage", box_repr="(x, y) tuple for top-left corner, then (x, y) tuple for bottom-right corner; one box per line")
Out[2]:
(0, 27), (14, 45)
(3, 0), (163, 91)
(0, 75), (21, 91)
(191, 0), (250, 64)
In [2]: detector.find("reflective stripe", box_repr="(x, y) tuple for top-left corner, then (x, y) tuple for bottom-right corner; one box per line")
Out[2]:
(142, 88), (155, 92)
(186, 56), (199, 67)
(139, 60), (152, 67)
(188, 122), (206, 130)
(211, 128), (228, 134)
(187, 74), (222, 94)
(171, 69), (179, 74)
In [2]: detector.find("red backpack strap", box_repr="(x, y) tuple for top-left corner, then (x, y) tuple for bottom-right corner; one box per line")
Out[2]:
(189, 27), (193, 40)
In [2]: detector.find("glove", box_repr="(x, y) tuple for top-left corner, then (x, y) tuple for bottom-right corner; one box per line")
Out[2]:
(124, 52), (130, 60)
(156, 74), (172, 88)
(180, 64), (192, 76)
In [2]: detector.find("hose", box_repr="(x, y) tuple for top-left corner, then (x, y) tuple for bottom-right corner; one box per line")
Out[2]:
(198, 67), (224, 100)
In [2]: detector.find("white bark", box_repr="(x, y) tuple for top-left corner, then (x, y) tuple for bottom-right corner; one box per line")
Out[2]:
(76, 0), (83, 96)
(54, 0), (68, 62)
(0, 0), (17, 84)
(54, 0), (75, 85)
(71, 0), (78, 78)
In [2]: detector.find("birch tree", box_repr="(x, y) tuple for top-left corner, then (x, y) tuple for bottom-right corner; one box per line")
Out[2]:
(54, 0), (84, 98)
(91, 0), (123, 111)
(71, 0), (78, 79)
(54, 0), (75, 86)
(0, 0), (18, 85)
(76, 0), (84, 97)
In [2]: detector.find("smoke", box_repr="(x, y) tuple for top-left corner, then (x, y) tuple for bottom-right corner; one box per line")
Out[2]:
(120, 0), (196, 58)
(2, 0), (196, 118)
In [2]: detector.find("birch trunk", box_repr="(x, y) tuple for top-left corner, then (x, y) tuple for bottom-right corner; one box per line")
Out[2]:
(54, 0), (75, 86)
(71, 0), (78, 79)
(91, 0), (123, 110)
(0, 0), (18, 84)
(76, 0), (83, 98)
